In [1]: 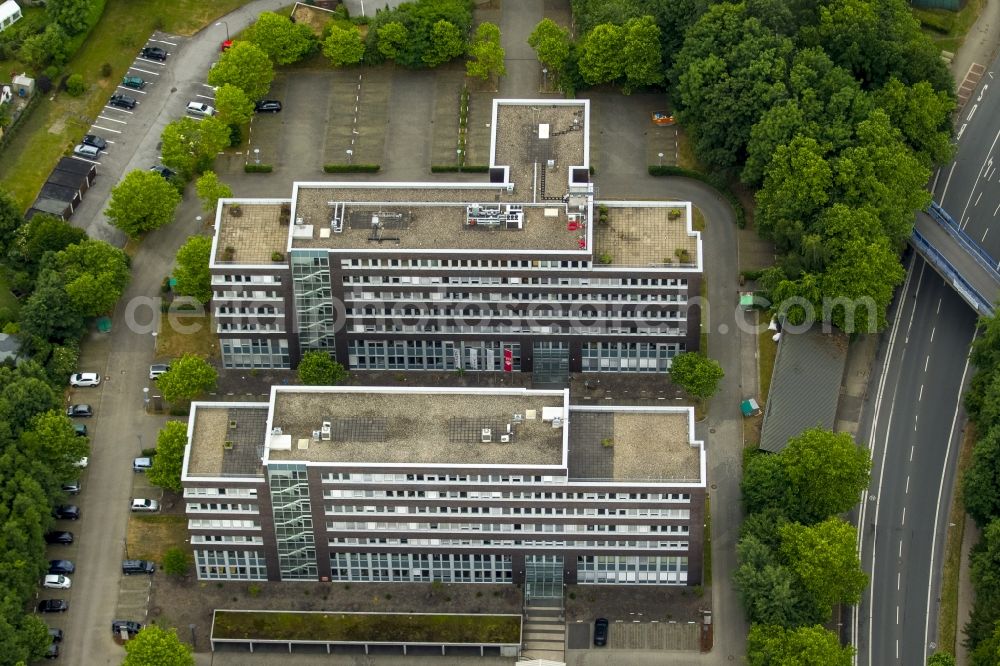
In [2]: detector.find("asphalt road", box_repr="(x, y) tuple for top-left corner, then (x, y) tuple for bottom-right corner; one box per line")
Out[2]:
(854, 257), (976, 665)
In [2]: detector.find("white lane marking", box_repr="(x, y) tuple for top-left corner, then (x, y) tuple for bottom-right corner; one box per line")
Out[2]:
(906, 476), (910, 494)
(899, 540), (903, 557)
(70, 155), (101, 165)
(976, 192), (983, 206)
(959, 129), (1000, 228)
(129, 66), (160, 76)
(902, 506), (906, 525)
(919, 384), (924, 401)
(925, 356), (930, 372)
(91, 125), (121, 134)
(983, 228), (990, 243)
(117, 86), (147, 95)
(957, 123), (968, 142)
(97, 115), (127, 124)
(931, 327), (935, 342)
(937, 299), (942, 314)
(910, 445), (915, 462)
(896, 605), (899, 624)
(924, 341), (976, 659)
(940, 162), (957, 203)
(968, 103), (979, 121)
(979, 84), (989, 101)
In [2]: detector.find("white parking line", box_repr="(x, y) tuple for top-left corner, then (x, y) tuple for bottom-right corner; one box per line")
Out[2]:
(201, 83), (217, 90)
(104, 106), (135, 115)
(136, 57), (166, 66)
(150, 38), (177, 46)
(118, 86), (148, 95)
(195, 93), (215, 100)
(130, 66), (160, 76)
(92, 124), (122, 133)
(70, 155), (101, 166)
(97, 115), (128, 124)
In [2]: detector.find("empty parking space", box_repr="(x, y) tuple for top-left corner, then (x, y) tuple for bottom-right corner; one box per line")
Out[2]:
(323, 68), (390, 167)
(115, 575), (151, 621)
(431, 66), (464, 166)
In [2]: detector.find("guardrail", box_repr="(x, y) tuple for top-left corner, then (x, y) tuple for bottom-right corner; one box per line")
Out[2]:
(911, 228), (995, 316)
(927, 202), (1000, 283)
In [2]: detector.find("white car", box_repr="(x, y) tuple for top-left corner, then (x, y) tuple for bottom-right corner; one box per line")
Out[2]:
(43, 575), (72, 589)
(186, 101), (216, 117)
(130, 498), (160, 512)
(69, 373), (101, 387)
(74, 457), (88, 468)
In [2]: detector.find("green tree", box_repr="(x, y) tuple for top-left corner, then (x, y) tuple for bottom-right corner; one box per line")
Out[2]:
(162, 547), (191, 577)
(669, 352), (724, 401)
(298, 350), (349, 385)
(0, 189), (23, 255)
(621, 16), (664, 92)
(780, 427), (871, 524)
(875, 78), (955, 166)
(578, 23), (625, 85)
(968, 312), (1000, 427)
(962, 424), (1000, 529)
(18, 272), (84, 343)
(528, 18), (571, 74)
(161, 116), (231, 178)
(756, 135), (833, 252)
(7, 214), (85, 275)
(970, 620), (1000, 666)
(212, 84), (255, 126)
(742, 451), (790, 516)
(148, 421), (187, 492)
(928, 652), (957, 666)
(20, 411), (88, 488)
(323, 25), (366, 67)
(0, 376), (58, 434)
(207, 41), (275, 102)
(48, 240), (130, 317)
(780, 518), (868, 613)
(734, 534), (823, 627)
(376, 21), (409, 60)
(747, 624), (854, 666)
(172, 236), (213, 304)
(245, 11), (317, 65)
(106, 170), (182, 239)
(424, 19), (465, 67)
(157, 354), (218, 404)
(195, 171), (233, 216)
(123, 625), (194, 666)
(18, 23), (69, 71)
(47, 0), (92, 34)
(466, 22), (505, 83)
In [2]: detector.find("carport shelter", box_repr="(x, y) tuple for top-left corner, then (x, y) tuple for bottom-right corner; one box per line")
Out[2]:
(40, 182), (81, 210)
(758, 325), (848, 452)
(26, 197), (72, 221)
(53, 157), (96, 191)
(46, 167), (90, 196)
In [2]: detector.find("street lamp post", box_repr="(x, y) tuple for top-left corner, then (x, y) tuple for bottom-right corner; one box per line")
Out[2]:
(658, 152), (664, 167)
(143, 387), (149, 411)
(346, 149), (353, 164)
(215, 21), (229, 41)
(189, 624), (196, 648)
(457, 148), (462, 171)
(151, 331), (157, 351)
(542, 67), (548, 90)
(253, 148), (260, 165)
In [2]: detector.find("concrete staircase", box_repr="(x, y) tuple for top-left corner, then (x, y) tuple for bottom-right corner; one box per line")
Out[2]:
(521, 601), (566, 663)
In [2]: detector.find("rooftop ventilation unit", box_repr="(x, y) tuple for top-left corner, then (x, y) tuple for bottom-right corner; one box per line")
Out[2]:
(551, 417), (563, 429)
(513, 413), (523, 424)
(320, 421), (332, 441)
(481, 428), (492, 443)
(500, 434), (511, 443)
(312, 429), (321, 441)
(271, 427), (283, 436)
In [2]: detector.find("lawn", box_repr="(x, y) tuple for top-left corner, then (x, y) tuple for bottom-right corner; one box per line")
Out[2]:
(912, 0), (986, 55)
(126, 514), (187, 564)
(212, 610), (522, 644)
(156, 312), (219, 360)
(0, 0), (255, 210)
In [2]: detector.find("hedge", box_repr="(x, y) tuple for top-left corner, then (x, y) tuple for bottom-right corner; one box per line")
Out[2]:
(323, 164), (380, 173)
(648, 165), (747, 229)
(430, 165), (490, 173)
(244, 163), (273, 173)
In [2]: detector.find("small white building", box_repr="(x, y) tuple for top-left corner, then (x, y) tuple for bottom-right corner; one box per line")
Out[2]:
(0, 1), (22, 33)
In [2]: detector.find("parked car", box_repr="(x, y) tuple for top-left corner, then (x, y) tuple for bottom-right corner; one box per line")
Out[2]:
(48, 628), (63, 642)
(44, 531), (74, 545)
(121, 75), (145, 89)
(81, 134), (107, 151)
(53, 505), (80, 520)
(43, 575), (72, 589)
(149, 165), (176, 179)
(131, 498), (160, 512)
(111, 620), (143, 636)
(73, 144), (100, 160)
(69, 372), (100, 387)
(186, 101), (216, 117)
(108, 93), (137, 110)
(66, 404), (93, 418)
(133, 457), (152, 472)
(254, 100), (282, 113)
(44, 642), (59, 660)
(593, 618), (609, 646)
(61, 480), (80, 495)
(149, 364), (170, 380)
(140, 46), (167, 61)
(38, 599), (69, 613)
(122, 560), (155, 575)
(48, 560), (75, 575)
(73, 423), (87, 437)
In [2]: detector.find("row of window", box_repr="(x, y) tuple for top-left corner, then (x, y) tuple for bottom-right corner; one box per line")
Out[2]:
(345, 307), (684, 319)
(187, 502), (259, 513)
(324, 505), (691, 519)
(341, 275), (691, 290)
(320, 482), (691, 502)
(330, 538), (688, 550)
(577, 555), (688, 584)
(213, 275), (282, 284)
(221, 338), (290, 370)
(191, 535), (264, 544)
(329, 552), (513, 583)
(189, 519), (259, 530)
(325, 522), (690, 534)
(195, 549), (268, 581)
(184, 488), (259, 498)
(349, 324), (682, 335)
(337, 258), (694, 276)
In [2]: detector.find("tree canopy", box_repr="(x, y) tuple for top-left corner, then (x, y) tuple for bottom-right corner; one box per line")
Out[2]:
(779, 518), (868, 610)
(47, 240), (130, 318)
(466, 22), (505, 83)
(161, 116), (231, 178)
(245, 11), (317, 65)
(298, 350), (349, 386)
(528, 18), (571, 74)
(106, 170), (182, 239)
(157, 354), (218, 404)
(207, 41), (275, 101)
(747, 624), (854, 666)
(148, 421), (187, 492)
(172, 236), (213, 304)
(213, 84), (255, 127)
(123, 625), (195, 666)
(364, 0), (472, 69)
(669, 352), (724, 401)
(195, 171), (233, 216)
(323, 25), (366, 67)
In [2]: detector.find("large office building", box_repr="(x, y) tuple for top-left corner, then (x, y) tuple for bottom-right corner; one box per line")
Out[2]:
(181, 386), (706, 589)
(209, 99), (702, 378)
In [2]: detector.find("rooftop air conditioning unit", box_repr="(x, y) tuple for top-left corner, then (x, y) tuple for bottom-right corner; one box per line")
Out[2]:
(320, 421), (332, 441)
(513, 413), (523, 424)
(312, 430), (321, 441)
(551, 417), (563, 429)
(271, 427), (283, 436)
(500, 434), (511, 443)
(481, 428), (492, 443)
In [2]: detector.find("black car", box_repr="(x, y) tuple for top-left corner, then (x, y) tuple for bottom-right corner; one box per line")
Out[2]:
(149, 165), (176, 179)
(593, 618), (609, 646)
(81, 134), (107, 151)
(112, 620), (143, 636)
(121, 559), (155, 575)
(48, 628), (63, 642)
(44, 531), (74, 545)
(254, 100), (282, 113)
(38, 599), (69, 613)
(66, 404), (93, 418)
(61, 480), (80, 495)
(141, 46), (167, 61)
(48, 560), (75, 575)
(44, 642), (59, 659)
(53, 505), (80, 520)
(108, 93), (137, 110)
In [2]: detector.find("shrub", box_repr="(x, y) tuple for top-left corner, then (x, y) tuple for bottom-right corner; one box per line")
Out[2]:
(323, 163), (380, 173)
(271, 251), (284, 262)
(100, 62), (112, 77)
(228, 123), (242, 147)
(430, 164), (489, 172)
(162, 547), (191, 576)
(141, 447), (158, 457)
(65, 74), (85, 96)
(36, 74), (52, 94)
(597, 252), (613, 264)
(244, 163), (273, 173)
